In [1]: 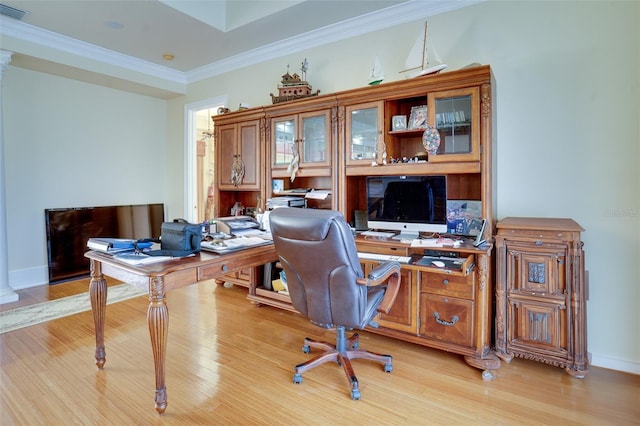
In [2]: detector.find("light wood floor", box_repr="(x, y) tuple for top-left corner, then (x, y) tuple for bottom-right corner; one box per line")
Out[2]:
(1, 280), (638, 425)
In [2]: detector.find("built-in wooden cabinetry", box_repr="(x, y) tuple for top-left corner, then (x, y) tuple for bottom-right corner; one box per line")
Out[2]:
(494, 217), (588, 378)
(212, 65), (498, 378)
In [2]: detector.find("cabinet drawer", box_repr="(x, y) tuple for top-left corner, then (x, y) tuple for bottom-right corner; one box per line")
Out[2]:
(507, 295), (567, 354)
(420, 271), (474, 299)
(419, 294), (473, 347)
(500, 228), (572, 242)
(356, 242), (410, 256)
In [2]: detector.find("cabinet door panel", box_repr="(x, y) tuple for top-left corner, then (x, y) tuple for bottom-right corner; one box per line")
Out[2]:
(377, 268), (416, 333)
(505, 242), (567, 296)
(272, 116), (296, 168)
(217, 124), (237, 189)
(239, 121), (260, 189)
(345, 101), (383, 165)
(427, 87), (480, 163)
(301, 110), (331, 167)
(508, 297), (567, 355)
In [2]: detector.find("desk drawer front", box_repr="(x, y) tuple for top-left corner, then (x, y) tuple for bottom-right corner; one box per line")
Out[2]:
(420, 272), (474, 299)
(419, 294), (473, 347)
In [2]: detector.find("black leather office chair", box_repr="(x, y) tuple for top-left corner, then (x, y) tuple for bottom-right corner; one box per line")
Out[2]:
(269, 208), (401, 400)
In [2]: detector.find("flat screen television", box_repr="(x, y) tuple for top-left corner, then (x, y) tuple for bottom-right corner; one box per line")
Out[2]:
(366, 175), (447, 239)
(45, 203), (164, 283)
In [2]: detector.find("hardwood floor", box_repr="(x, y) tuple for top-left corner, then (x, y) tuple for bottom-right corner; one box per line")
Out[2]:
(1, 280), (638, 425)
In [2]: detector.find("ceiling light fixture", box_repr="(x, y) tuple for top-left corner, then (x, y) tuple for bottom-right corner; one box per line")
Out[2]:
(104, 20), (123, 30)
(163, 54), (175, 61)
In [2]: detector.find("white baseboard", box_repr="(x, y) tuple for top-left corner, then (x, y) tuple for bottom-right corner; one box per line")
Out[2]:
(9, 265), (49, 290)
(590, 353), (640, 375)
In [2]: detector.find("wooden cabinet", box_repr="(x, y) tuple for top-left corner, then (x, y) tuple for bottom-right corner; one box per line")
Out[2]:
(269, 109), (332, 171)
(494, 217), (588, 378)
(213, 65), (498, 379)
(213, 109), (266, 218)
(265, 96), (338, 210)
(355, 237), (499, 379)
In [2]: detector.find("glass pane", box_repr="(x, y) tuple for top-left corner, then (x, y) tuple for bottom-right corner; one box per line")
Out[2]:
(350, 107), (378, 160)
(274, 119), (295, 165)
(435, 95), (472, 154)
(302, 115), (326, 163)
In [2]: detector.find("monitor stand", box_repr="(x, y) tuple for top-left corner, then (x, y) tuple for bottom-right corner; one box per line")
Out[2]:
(392, 232), (419, 241)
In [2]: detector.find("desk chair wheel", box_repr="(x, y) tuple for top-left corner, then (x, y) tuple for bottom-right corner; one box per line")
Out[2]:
(351, 389), (361, 400)
(293, 373), (303, 384)
(384, 362), (393, 373)
(302, 345), (311, 354)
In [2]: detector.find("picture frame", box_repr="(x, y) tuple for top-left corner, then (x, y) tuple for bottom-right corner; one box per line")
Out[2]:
(391, 115), (407, 131)
(408, 105), (428, 129)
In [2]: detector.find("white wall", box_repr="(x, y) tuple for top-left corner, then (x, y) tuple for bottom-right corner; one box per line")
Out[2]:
(167, 1), (639, 373)
(2, 68), (168, 287)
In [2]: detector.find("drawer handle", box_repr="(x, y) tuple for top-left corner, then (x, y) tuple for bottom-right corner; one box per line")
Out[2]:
(433, 312), (459, 327)
(442, 279), (449, 285)
(222, 264), (228, 272)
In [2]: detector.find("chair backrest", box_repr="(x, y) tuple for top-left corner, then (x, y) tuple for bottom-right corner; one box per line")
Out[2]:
(270, 208), (383, 329)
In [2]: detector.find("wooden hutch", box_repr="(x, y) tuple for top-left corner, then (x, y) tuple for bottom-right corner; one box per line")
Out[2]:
(213, 65), (499, 379)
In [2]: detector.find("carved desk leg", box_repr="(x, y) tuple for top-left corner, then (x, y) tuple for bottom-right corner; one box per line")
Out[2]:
(148, 276), (168, 414)
(89, 260), (107, 368)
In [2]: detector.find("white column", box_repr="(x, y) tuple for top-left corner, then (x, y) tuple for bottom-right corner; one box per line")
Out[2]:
(0, 50), (19, 304)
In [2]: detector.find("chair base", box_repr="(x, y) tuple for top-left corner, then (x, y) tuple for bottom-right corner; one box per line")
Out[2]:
(293, 325), (392, 400)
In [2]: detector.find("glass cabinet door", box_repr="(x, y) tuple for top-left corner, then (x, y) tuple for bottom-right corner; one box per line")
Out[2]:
(300, 110), (331, 167)
(272, 116), (295, 167)
(345, 101), (383, 165)
(428, 87), (480, 162)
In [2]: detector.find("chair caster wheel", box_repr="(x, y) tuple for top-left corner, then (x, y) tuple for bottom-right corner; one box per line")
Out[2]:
(350, 389), (361, 400)
(384, 362), (393, 373)
(293, 373), (302, 384)
(351, 341), (359, 349)
(302, 345), (310, 353)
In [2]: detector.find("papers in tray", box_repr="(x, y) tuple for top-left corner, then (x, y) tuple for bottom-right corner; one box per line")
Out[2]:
(113, 252), (174, 265)
(411, 238), (461, 248)
(201, 236), (272, 254)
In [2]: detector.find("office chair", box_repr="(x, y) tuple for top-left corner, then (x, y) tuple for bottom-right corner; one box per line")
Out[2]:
(269, 208), (401, 400)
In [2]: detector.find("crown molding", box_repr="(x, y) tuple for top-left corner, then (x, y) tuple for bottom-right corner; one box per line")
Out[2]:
(1, 0), (483, 90)
(0, 15), (187, 85)
(186, 0), (482, 83)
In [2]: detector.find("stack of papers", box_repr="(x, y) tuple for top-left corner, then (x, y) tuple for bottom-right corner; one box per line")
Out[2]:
(201, 236), (272, 254)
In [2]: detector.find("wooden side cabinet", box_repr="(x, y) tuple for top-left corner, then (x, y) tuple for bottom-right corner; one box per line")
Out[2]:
(494, 217), (588, 378)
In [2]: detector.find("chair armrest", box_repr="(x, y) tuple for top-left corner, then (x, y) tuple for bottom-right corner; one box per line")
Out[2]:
(356, 261), (401, 314)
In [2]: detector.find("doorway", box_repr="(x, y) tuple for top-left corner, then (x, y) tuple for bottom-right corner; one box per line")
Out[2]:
(185, 96), (227, 223)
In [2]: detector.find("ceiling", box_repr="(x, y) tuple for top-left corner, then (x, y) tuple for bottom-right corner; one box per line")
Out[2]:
(0, 0), (479, 98)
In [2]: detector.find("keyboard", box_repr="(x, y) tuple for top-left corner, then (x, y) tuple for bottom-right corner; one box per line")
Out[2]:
(360, 230), (396, 238)
(357, 252), (411, 264)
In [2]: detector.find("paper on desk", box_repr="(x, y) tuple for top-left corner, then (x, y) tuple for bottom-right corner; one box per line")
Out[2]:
(305, 190), (331, 200)
(411, 238), (460, 248)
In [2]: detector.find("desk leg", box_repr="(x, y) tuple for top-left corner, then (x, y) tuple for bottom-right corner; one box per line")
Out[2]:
(89, 260), (107, 368)
(148, 276), (168, 414)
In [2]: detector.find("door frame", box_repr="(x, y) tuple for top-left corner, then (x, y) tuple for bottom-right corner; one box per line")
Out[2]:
(184, 96), (227, 222)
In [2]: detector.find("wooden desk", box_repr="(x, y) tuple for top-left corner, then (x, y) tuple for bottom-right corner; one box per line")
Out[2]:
(85, 245), (278, 414)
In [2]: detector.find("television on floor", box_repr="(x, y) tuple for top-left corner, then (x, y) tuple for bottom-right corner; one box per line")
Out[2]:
(45, 203), (165, 283)
(365, 175), (447, 239)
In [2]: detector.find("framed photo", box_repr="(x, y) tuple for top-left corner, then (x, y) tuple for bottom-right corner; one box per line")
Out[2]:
(408, 105), (428, 129)
(446, 200), (483, 236)
(391, 115), (407, 131)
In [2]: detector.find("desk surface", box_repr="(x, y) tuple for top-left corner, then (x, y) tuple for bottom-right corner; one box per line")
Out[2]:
(85, 243), (278, 414)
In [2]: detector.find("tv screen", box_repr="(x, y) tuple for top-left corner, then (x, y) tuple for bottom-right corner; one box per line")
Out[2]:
(45, 203), (164, 283)
(366, 175), (447, 238)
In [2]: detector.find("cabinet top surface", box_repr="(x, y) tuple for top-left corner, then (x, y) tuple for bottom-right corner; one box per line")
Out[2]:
(497, 217), (584, 232)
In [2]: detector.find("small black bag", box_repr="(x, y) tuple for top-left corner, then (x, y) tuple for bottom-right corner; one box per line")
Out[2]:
(140, 219), (201, 257)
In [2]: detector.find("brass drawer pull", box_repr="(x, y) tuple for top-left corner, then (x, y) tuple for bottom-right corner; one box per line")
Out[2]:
(434, 312), (459, 326)
(442, 279), (449, 285)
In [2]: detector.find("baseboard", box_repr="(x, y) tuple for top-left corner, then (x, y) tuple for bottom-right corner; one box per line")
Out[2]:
(9, 265), (49, 290)
(591, 353), (640, 375)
